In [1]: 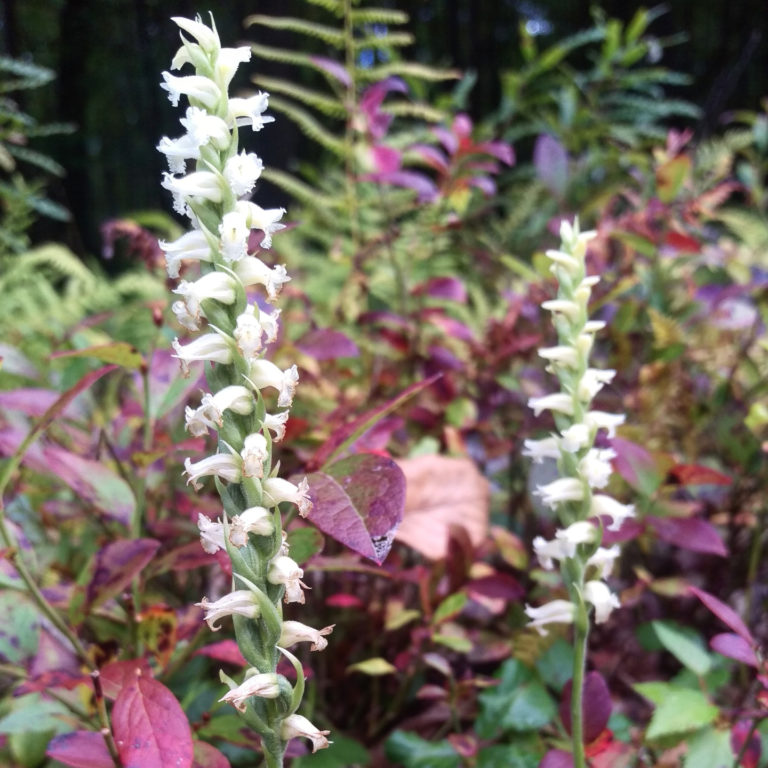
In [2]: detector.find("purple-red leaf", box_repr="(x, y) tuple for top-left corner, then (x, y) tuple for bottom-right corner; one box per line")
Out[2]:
(689, 586), (753, 643)
(710, 633), (759, 667)
(534, 134), (568, 197)
(112, 677), (194, 768)
(731, 720), (761, 768)
(194, 640), (247, 667)
(646, 515), (727, 556)
(46, 731), (113, 768)
(0, 388), (81, 419)
(540, 750), (574, 768)
(100, 658), (153, 700)
(560, 671), (612, 743)
(193, 741), (231, 768)
(308, 56), (351, 86)
(412, 277), (467, 303)
(371, 145), (401, 174)
(669, 464), (731, 486)
(305, 453), (405, 564)
(465, 572), (524, 601)
(611, 437), (663, 495)
(42, 446), (136, 525)
(87, 539), (161, 608)
(296, 328), (359, 360)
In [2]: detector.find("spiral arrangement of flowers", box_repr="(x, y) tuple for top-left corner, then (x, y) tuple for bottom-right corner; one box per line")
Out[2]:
(157, 15), (330, 765)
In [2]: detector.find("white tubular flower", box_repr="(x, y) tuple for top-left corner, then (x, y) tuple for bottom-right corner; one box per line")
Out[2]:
(219, 672), (280, 712)
(532, 536), (569, 570)
(555, 520), (598, 556)
(578, 448), (616, 490)
(525, 600), (576, 636)
(281, 714), (331, 754)
(161, 72), (221, 109)
(174, 271), (237, 322)
(157, 133), (200, 174)
(172, 300), (200, 332)
(180, 106), (231, 150)
(560, 423), (590, 452)
(522, 436), (561, 464)
(585, 411), (625, 438)
(534, 477), (584, 508)
(583, 580), (620, 624)
(590, 494), (635, 531)
(262, 477), (312, 517)
(215, 47), (252, 90)
(185, 385), (254, 436)
(172, 15), (220, 53)
(224, 151), (263, 197)
(241, 433), (268, 478)
(198, 513), (226, 554)
(172, 333), (233, 377)
(267, 555), (306, 604)
(229, 506), (274, 546)
(263, 411), (289, 442)
(219, 209), (250, 263)
(583, 320), (606, 334)
(545, 248), (580, 274)
(538, 345), (580, 368)
(234, 306), (281, 359)
(248, 359), (299, 407)
(184, 453), (242, 490)
(528, 393), (574, 417)
(560, 220), (596, 257)
(160, 229), (213, 278)
(236, 201), (286, 249)
(235, 254), (291, 300)
(578, 368), (616, 401)
(279, 621), (334, 651)
(196, 590), (260, 630)
(541, 299), (580, 320)
(162, 170), (223, 206)
(587, 545), (621, 579)
(228, 93), (275, 131)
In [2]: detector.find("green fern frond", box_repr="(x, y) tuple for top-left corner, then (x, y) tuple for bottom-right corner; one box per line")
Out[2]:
(349, 8), (409, 24)
(267, 95), (345, 155)
(253, 76), (347, 118)
(352, 32), (414, 50)
(262, 167), (340, 222)
(360, 62), (461, 82)
(301, 0), (344, 14)
(245, 15), (345, 48)
(715, 208), (768, 252)
(6, 145), (65, 176)
(383, 100), (450, 123)
(250, 42), (351, 83)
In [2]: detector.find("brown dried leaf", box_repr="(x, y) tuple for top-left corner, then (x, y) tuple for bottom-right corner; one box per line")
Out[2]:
(394, 455), (489, 560)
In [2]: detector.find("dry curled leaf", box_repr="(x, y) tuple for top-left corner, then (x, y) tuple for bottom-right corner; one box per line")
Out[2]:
(394, 455), (489, 560)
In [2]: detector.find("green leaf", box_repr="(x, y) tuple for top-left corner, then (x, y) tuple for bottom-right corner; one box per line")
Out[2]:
(634, 684), (718, 741)
(432, 633), (472, 653)
(535, 637), (575, 692)
(53, 341), (144, 369)
(347, 657), (397, 676)
(293, 734), (370, 767)
(0, 694), (71, 734)
(683, 727), (733, 768)
(286, 526), (325, 564)
(385, 731), (459, 768)
(0, 592), (38, 663)
(432, 592), (467, 624)
(651, 620), (712, 676)
(476, 659), (556, 738)
(478, 743), (540, 768)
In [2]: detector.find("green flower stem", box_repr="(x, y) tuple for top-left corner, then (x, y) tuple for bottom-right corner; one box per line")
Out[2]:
(570, 598), (589, 768)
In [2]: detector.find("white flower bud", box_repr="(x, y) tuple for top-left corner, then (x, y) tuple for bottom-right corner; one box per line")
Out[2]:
(525, 599), (576, 636)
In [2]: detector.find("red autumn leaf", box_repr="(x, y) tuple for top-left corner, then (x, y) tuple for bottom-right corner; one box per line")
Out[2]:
(560, 671), (612, 743)
(46, 731), (113, 768)
(689, 586), (754, 643)
(296, 328), (359, 360)
(193, 741), (231, 768)
(100, 658), (153, 700)
(324, 593), (365, 609)
(540, 750), (573, 768)
(669, 464), (731, 486)
(710, 633), (759, 667)
(112, 677), (194, 768)
(86, 539), (161, 609)
(732, 720), (762, 768)
(465, 572), (524, 601)
(645, 515), (727, 556)
(665, 230), (701, 253)
(194, 639), (247, 667)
